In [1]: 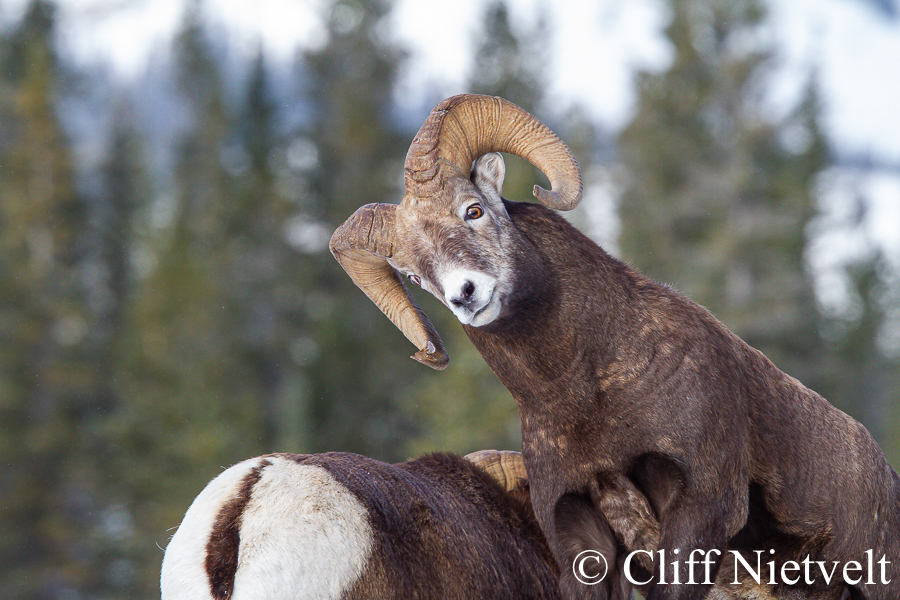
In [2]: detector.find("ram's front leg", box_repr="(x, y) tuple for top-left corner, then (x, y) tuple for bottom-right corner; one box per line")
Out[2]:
(591, 473), (660, 569)
(554, 493), (635, 600)
(643, 501), (732, 600)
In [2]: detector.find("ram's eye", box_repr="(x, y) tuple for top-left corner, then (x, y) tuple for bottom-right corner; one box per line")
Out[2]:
(465, 204), (484, 220)
(408, 274), (421, 286)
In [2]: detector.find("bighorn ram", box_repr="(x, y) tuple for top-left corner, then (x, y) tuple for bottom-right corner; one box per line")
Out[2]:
(160, 450), (563, 600)
(331, 94), (898, 600)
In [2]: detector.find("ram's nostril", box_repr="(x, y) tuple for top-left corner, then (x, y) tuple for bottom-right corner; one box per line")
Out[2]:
(451, 281), (476, 309)
(463, 280), (476, 300)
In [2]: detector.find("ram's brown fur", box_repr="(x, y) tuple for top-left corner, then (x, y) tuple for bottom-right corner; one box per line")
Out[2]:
(333, 95), (897, 600)
(462, 200), (896, 600)
(303, 452), (560, 600)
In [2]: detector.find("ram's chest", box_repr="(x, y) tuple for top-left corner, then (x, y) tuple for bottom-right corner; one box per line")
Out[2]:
(519, 386), (613, 455)
(521, 408), (617, 487)
(518, 391), (628, 520)
(521, 411), (575, 461)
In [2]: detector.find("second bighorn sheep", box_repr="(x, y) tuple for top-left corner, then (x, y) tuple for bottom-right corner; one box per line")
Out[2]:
(161, 450), (562, 600)
(331, 94), (898, 600)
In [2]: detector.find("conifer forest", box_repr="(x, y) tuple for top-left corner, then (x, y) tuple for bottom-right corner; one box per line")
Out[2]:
(1, 0), (898, 597)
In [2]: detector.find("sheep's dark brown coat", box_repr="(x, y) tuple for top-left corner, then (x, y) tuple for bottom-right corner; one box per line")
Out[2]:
(307, 452), (561, 600)
(331, 94), (896, 600)
(461, 200), (898, 600)
(162, 451), (562, 600)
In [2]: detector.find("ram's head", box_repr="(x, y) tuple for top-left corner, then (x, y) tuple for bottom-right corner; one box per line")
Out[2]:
(330, 94), (583, 370)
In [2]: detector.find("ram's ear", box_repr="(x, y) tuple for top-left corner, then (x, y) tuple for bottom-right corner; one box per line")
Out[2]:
(471, 152), (506, 202)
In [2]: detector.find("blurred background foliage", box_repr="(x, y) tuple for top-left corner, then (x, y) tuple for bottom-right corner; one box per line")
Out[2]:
(0, 0), (897, 597)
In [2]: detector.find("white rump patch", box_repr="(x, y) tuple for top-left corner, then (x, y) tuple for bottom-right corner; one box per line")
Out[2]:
(232, 457), (373, 599)
(161, 456), (374, 600)
(161, 458), (261, 600)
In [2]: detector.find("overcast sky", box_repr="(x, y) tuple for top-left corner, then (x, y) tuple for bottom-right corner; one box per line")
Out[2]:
(1, 0), (897, 276)
(2, 0), (898, 161)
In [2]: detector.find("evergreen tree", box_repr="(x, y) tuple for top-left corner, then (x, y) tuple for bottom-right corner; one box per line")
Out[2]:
(0, 1), (98, 596)
(824, 255), (896, 452)
(224, 48), (307, 452)
(616, 0), (900, 464)
(815, 200), (900, 465)
(291, 0), (429, 461)
(618, 0), (829, 391)
(103, 3), (270, 592)
(467, 0), (545, 112)
(85, 106), (151, 597)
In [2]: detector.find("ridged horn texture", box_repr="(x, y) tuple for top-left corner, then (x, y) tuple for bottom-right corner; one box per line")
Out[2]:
(331, 95), (581, 369)
(464, 450), (528, 492)
(329, 203), (449, 370)
(404, 94), (583, 210)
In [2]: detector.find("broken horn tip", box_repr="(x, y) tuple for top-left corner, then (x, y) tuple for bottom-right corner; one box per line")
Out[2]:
(412, 348), (450, 370)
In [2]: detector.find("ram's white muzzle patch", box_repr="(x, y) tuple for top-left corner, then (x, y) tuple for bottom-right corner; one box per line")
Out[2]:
(440, 269), (501, 327)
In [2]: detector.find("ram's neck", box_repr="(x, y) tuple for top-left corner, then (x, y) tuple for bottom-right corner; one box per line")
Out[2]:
(463, 201), (645, 411)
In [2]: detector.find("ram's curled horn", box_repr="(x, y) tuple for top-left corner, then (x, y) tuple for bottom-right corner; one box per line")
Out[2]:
(464, 450), (528, 492)
(331, 95), (581, 369)
(329, 203), (449, 370)
(404, 94), (583, 210)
